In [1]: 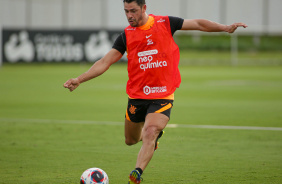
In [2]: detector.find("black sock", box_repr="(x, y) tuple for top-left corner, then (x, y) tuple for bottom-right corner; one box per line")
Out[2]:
(135, 167), (143, 175)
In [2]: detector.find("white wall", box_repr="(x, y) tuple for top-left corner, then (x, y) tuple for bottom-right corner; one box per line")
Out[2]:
(67, 0), (103, 28)
(226, 0), (264, 32)
(0, 0), (27, 27)
(30, 0), (63, 27)
(268, 0), (282, 33)
(0, 0), (281, 34)
(184, 0), (221, 22)
(146, 0), (182, 17)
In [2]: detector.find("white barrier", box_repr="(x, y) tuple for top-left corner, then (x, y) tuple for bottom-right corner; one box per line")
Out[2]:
(0, 0), (281, 35)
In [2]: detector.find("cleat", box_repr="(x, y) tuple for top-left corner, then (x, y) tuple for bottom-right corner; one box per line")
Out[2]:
(154, 130), (164, 151)
(128, 170), (142, 184)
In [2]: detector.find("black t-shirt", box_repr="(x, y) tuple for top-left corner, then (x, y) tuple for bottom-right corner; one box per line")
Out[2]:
(112, 16), (184, 55)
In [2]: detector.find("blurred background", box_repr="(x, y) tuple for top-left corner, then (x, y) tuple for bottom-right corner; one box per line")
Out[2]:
(1, 0), (282, 65)
(0, 2), (281, 183)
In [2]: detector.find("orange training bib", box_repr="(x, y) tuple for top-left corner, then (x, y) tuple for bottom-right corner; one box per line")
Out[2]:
(125, 15), (181, 99)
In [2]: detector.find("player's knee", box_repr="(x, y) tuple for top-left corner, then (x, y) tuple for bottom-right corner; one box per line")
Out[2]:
(143, 126), (158, 141)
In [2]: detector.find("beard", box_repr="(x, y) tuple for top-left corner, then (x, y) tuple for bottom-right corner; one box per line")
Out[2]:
(129, 14), (143, 27)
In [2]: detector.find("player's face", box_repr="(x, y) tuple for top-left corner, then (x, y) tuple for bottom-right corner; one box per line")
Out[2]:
(124, 2), (146, 27)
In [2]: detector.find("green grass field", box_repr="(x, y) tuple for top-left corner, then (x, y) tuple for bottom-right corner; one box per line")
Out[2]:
(0, 63), (282, 183)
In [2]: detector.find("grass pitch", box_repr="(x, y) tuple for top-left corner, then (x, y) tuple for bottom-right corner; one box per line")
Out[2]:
(0, 63), (281, 183)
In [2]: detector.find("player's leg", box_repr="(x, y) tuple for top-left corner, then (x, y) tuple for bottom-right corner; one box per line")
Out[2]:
(124, 98), (147, 145)
(135, 112), (169, 170)
(128, 99), (173, 183)
(124, 118), (144, 145)
(128, 99), (173, 184)
(128, 113), (169, 184)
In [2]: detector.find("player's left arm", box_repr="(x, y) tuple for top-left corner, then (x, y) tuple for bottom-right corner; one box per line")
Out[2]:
(181, 19), (248, 33)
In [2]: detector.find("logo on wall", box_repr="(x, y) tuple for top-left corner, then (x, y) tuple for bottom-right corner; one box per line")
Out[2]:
(85, 31), (112, 61)
(4, 31), (35, 63)
(2, 29), (124, 63)
(34, 33), (83, 62)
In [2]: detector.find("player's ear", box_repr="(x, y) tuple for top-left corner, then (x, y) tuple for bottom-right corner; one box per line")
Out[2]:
(142, 4), (147, 13)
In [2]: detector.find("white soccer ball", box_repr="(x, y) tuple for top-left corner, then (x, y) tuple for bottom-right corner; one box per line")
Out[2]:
(80, 168), (109, 184)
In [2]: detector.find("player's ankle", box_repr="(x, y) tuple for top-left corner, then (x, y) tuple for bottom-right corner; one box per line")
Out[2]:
(135, 167), (143, 175)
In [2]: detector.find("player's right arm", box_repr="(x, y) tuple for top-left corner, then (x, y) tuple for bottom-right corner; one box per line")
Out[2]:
(63, 48), (123, 92)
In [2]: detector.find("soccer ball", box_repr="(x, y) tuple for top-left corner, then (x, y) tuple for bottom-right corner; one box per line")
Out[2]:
(80, 168), (109, 184)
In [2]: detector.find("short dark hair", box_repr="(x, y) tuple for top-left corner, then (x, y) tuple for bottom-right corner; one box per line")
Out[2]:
(123, 0), (146, 7)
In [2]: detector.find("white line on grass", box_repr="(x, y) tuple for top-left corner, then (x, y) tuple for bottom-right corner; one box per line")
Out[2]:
(1, 118), (282, 131)
(0, 118), (121, 126)
(166, 124), (282, 131)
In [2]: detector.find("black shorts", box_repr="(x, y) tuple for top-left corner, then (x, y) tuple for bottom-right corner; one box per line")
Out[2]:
(125, 98), (174, 123)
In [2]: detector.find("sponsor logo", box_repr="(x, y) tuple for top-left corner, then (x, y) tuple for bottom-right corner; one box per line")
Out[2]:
(146, 34), (152, 39)
(137, 49), (167, 71)
(3, 29), (124, 63)
(143, 86), (167, 95)
(127, 27), (136, 31)
(157, 18), (165, 23)
(140, 60), (167, 71)
(147, 39), (153, 45)
(145, 34), (154, 45)
(4, 31), (35, 62)
(35, 34), (83, 62)
(138, 49), (158, 57)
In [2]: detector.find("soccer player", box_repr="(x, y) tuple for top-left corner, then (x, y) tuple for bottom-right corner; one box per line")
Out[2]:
(63, 0), (247, 183)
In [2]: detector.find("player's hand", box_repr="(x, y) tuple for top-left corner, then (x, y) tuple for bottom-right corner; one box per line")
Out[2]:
(63, 78), (80, 92)
(226, 23), (248, 33)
